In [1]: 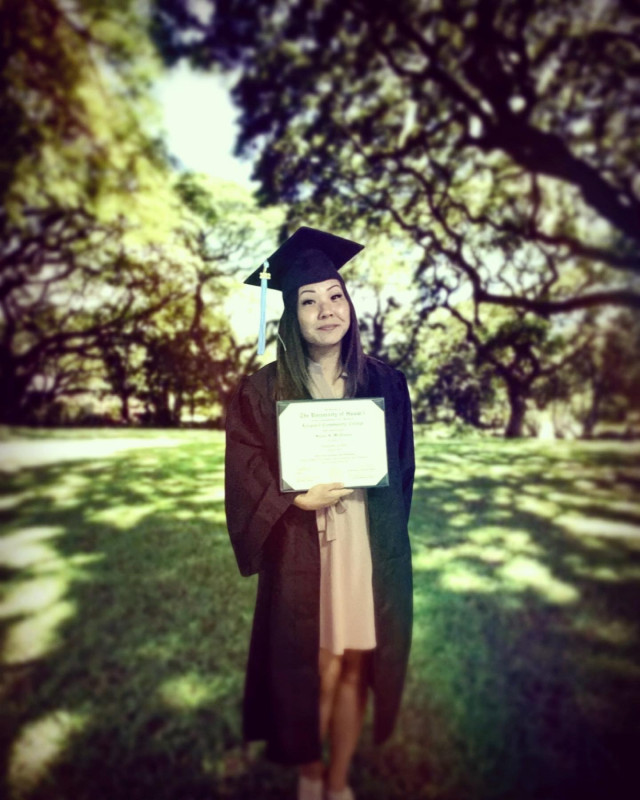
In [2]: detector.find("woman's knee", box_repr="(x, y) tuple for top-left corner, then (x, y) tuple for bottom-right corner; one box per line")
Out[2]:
(319, 649), (343, 694)
(340, 649), (369, 687)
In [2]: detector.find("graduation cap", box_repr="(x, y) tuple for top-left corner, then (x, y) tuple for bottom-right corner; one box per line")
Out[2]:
(245, 226), (364, 354)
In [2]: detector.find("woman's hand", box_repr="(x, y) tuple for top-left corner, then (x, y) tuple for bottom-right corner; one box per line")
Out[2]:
(293, 483), (354, 511)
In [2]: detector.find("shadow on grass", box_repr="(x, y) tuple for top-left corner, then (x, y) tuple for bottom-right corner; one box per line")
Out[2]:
(1, 435), (639, 800)
(372, 438), (640, 800)
(0, 434), (291, 800)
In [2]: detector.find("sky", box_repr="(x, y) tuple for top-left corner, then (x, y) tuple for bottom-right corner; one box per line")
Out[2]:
(154, 63), (256, 190)
(154, 64), (281, 349)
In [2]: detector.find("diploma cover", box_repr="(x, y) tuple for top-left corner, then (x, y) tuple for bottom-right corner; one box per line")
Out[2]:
(276, 398), (389, 492)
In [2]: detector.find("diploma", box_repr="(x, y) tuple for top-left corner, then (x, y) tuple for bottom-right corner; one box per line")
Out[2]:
(276, 398), (389, 492)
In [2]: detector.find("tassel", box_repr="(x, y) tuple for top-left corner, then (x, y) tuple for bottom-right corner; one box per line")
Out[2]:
(258, 260), (270, 355)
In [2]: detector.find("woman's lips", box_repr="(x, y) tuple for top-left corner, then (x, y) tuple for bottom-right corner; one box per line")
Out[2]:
(317, 324), (339, 331)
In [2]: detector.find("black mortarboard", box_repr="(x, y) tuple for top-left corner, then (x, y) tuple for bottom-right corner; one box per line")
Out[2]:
(245, 226), (364, 353)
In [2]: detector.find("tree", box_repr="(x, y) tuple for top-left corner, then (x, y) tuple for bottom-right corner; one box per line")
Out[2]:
(96, 173), (278, 426)
(554, 308), (640, 438)
(151, 0), (640, 435)
(0, 203), (199, 422)
(152, 0), (640, 304)
(1, 0), (163, 208)
(1, 1), (272, 425)
(0, 0), (184, 422)
(396, 301), (592, 436)
(415, 339), (498, 429)
(453, 312), (587, 437)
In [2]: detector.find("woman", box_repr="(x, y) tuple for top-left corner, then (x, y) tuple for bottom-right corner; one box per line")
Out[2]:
(225, 228), (414, 800)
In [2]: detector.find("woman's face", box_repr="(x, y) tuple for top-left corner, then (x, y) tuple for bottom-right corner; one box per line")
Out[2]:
(297, 278), (351, 351)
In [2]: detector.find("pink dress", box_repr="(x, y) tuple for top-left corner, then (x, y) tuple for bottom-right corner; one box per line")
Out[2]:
(307, 361), (377, 655)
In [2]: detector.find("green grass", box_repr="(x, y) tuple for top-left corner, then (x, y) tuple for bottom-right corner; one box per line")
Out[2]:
(0, 426), (209, 441)
(1, 432), (639, 800)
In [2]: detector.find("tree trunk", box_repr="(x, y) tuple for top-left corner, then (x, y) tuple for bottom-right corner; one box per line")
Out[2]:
(0, 361), (31, 424)
(120, 391), (131, 424)
(149, 386), (172, 426)
(172, 391), (183, 426)
(582, 381), (602, 440)
(504, 382), (527, 438)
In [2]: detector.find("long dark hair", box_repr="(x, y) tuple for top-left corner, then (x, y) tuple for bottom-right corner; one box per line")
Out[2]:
(275, 282), (366, 400)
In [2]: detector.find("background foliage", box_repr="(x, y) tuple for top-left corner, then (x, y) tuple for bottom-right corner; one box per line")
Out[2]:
(0, 0), (275, 428)
(1, 0), (639, 435)
(152, 0), (640, 437)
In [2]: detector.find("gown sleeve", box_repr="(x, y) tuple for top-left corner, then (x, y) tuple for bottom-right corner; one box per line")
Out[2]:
(224, 375), (296, 577)
(397, 371), (415, 524)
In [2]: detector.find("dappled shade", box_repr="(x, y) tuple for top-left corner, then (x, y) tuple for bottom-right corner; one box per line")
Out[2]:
(1, 433), (639, 799)
(401, 438), (640, 799)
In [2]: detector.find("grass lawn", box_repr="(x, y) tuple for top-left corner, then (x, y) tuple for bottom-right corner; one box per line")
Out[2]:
(1, 430), (639, 800)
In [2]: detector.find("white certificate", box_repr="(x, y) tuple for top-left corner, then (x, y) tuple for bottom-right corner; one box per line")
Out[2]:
(276, 398), (389, 492)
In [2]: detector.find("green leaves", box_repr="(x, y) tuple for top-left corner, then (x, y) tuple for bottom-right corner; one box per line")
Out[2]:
(153, 0), (640, 314)
(1, 1), (275, 425)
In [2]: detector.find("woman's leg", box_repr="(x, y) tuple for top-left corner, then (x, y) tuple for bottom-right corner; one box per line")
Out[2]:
(325, 649), (370, 793)
(299, 647), (343, 781)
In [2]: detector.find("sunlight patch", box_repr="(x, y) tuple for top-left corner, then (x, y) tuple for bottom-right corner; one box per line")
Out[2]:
(459, 491), (484, 502)
(193, 486), (225, 503)
(0, 576), (67, 618)
(607, 499), (640, 515)
(492, 486), (517, 505)
(45, 472), (92, 507)
(167, 508), (194, 521)
(439, 501), (464, 513)
(467, 529), (501, 544)
(22, 552), (105, 579)
(447, 513), (475, 528)
(2, 600), (75, 664)
(547, 490), (608, 507)
(8, 710), (88, 797)
(499, 557), (578, 604)
(476, 546), (506, 564)
(587, 619), (637, 646)
(205, 510), (227, 525)
(440, 568), (497, 593)
(575, 563), (640, 581)
(412, 547), (454, 570)
(470, 527), (541, 556)
(0, 526), (64, 568)
(574, 478), (601, 492)
(486, 465), (514, 478)
(503, 530), (539, 552)
(558, 514), (640, 539)
(159, 673), (234, 710)
(0, 493), (29, 511)
(0, 438), (181, 470)
(88, 503), (157, 529)
(516, 494), (560, 518)
(571, 562), (637, 582)
(0, 540), (57, 570)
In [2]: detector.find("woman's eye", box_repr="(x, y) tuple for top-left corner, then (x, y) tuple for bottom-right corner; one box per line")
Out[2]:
(301, 298), (314, 306)
(331, 293), (343, 301)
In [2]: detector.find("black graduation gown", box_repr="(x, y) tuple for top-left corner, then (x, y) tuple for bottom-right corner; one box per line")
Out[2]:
(224, 356), (414, 764)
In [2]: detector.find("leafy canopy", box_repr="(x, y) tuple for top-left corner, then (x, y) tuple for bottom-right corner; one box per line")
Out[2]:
(152, 0), (640, 317)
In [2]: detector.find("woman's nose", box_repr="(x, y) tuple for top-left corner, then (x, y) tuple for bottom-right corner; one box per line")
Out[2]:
(318, 302), (333, 318)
